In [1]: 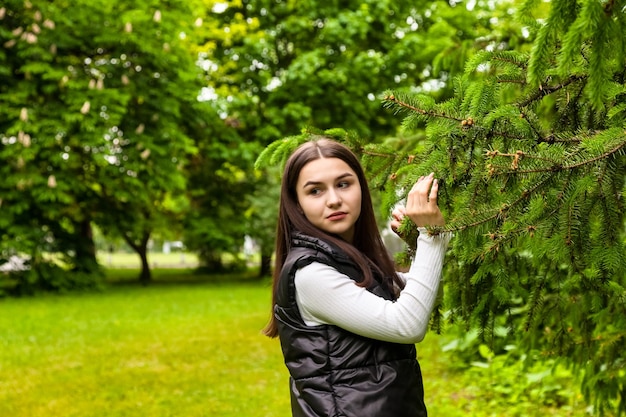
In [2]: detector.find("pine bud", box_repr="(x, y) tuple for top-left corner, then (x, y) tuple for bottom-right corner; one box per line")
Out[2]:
(462, 117), (474, 127)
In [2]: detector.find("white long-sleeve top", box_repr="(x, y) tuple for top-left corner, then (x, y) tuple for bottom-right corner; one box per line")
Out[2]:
(294, 229), (451, 344)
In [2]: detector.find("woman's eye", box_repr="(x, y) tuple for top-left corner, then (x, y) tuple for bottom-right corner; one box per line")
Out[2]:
(337, 181), (350, 189)
(309, 188), (322, 195)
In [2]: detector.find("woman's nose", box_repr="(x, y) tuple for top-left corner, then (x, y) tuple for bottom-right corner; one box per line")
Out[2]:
(326, 189), (342, 207)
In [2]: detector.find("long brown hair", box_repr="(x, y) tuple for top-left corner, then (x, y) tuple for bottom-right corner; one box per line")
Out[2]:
(263, 137), (405, 337)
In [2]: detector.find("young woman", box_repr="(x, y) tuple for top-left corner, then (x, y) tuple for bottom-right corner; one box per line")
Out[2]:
(263, 138), (450, 417)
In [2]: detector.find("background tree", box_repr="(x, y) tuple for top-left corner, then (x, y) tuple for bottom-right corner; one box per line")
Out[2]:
(0, 0), (212, 288)
(245, 166), (281, 277)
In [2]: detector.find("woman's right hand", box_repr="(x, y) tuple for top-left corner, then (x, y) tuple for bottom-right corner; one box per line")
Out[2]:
(403, 173), (445, 227)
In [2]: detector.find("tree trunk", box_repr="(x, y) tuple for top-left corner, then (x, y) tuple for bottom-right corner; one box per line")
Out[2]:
(199, 248), (224, 272)
(138, 247), (152, 285)
(122, 231), (152, 285)
(259, 249), (272, 278)
(74, 219), (99, 273)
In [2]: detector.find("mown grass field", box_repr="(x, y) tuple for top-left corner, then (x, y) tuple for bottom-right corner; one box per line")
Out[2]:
(0, 261), (593, 417)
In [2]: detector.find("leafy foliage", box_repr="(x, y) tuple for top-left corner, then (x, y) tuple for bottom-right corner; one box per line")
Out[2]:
(376, 0), (626, 413)
(0, 0), (213, 286)
(441, 324), (582, 414)
(256, 0), (626, 413)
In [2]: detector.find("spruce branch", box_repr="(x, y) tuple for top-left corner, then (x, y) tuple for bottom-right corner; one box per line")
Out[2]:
(541, 133), (583, 144)
(360, 148), (403, 159)
(525, 273), (546, 332)
(485, 136), (626, 176)
(486, 149), (562, 169)
(491, 53), (529, 69)
(382, 94), (462, 122)
(518, 74), (587, 108)
(496, 76), (526, 85)
(451, 171), (556, 238)
(566, 139), (626, 170)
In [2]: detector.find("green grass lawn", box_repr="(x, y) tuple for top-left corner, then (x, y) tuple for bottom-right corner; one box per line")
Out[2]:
(0, 269), (593, 417)
(96, 252), (200, 269)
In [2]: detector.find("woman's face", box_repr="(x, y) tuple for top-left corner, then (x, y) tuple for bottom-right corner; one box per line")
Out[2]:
(295, 157), (362, 243)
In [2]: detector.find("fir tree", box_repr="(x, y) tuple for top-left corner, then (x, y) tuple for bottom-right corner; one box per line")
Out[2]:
(378, 0), (626, 413)
(257, 0), (626, 413)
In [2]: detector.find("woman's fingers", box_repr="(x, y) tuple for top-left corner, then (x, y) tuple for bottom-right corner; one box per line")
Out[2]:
(410, 175), (426, 190)
(408, 173), (434, 204)
(405, 173), (445, 227)
(429, 179), (439, 204)
(391, 206), (406, 221)
(390, 207), (406, 234)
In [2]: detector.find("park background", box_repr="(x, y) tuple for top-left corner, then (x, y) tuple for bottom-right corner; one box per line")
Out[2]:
(1, 0), (625, 415)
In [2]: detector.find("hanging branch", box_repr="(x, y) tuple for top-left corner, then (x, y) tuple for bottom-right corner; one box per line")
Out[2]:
(486, 139), (626, 176)
(518, 74), (587, 108)
(382, 94), (463, 122)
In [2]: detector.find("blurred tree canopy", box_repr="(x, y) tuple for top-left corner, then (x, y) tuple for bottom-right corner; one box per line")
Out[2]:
(0, 0), (225, 287)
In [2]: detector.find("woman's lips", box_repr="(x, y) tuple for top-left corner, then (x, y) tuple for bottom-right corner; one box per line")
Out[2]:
(327, 212), (347, 221)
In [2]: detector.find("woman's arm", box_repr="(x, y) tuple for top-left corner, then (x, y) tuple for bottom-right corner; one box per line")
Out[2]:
(295, 231), (450, 344)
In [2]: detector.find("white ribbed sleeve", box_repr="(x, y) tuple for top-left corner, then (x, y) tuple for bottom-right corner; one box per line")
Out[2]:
(294, 230), (451, 344)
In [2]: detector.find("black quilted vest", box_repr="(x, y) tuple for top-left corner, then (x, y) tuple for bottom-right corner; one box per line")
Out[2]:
(274, 232), (427, 417)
